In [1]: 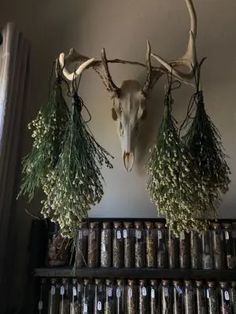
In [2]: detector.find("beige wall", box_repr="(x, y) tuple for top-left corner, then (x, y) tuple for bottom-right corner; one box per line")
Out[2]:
(0, 0), (236, 310)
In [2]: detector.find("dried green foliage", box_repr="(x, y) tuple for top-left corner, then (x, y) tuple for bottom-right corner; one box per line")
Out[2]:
(147, 92), (210, 234)
(19, 79), (68, 201)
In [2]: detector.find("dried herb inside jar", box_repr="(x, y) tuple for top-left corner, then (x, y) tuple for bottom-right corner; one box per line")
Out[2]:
(88, 222), (100, 268)
(145, 222), (156, 268)
(134, 222), (145, 268)
(123, 222), (135, 268)
(113, 222), (124, 268)
(100, 222), (112, 268)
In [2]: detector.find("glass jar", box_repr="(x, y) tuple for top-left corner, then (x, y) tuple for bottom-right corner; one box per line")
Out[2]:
(134, 222), (145, 268)
(48, 278), (59, 314)
(156, 222), (168, 268)
(115, 279), (125, 314)
(88, 222), (100, 268)
(222, 223), (236, 269)
(126, 280), (138, 314)
(145, 222), (156, 268)
(230, 282), (236, 314)
(220, 282), (232, 314)
(83, 279), (94, 314)
(70, 279), (82, 314)
(59, 279), (70, 314)
(202, 231), (213, 270)
(184, 280), (196, 314)
(123, 222), (135, 268)
(168, 230), (179, 269)
(139, 280), (149, 314)
(38, 278), (46, 314)
(94, 279), (105, 314)
(173, 280), (184, 314)
(190, 231), (202, 269)
(100, 222), (112, 268)
(232, 223), (236, 270)
(75, 222), (88, 269)
(196, 281), (207, 314)
(161, 280), (173, 314)
(179, 231), (190, 269)
(150, 280), (160, 314)
(206, 281), (219, 314)
(212, 222), (224, 270)
(104, 279), (114, 314)
(113, 222), (124, 268)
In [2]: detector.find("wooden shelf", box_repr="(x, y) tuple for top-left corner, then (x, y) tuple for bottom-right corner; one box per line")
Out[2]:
(34, 267), (236, 281)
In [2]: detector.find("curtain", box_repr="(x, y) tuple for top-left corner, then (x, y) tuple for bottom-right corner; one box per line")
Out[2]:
(0, 22), (30, 310)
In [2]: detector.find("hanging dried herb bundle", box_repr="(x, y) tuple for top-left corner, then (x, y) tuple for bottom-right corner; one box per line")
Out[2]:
(19, 76), (68, 201)
(41, 93), (113, 237)
(147, 84), (209, 234)
(183, 87), (231, 214)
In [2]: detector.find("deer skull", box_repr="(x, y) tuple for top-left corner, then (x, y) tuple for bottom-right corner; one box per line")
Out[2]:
(58, 0), (198, 171)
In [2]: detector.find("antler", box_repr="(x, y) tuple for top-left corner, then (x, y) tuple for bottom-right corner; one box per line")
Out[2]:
(151, 0), (197, 83)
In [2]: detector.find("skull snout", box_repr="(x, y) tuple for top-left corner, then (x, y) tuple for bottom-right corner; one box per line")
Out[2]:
(123, 151), (134, 172)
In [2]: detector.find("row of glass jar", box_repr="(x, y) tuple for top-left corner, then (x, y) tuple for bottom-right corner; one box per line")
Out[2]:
(38, 278), (236, 314)
(75, 221), (236, 269)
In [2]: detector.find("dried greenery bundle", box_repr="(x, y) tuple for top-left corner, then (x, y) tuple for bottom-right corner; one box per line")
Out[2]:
(147, 86), (209, 234)
(19, 76), (68, 201)
(41, 92), (113, 237)
(183, 86), (231, 215)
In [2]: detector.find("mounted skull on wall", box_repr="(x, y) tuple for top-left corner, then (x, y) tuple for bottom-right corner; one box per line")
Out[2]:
(59, 0), (198, 171)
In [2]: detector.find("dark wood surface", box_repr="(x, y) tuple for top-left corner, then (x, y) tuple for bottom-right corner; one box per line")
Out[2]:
(34, 267), (236, 281)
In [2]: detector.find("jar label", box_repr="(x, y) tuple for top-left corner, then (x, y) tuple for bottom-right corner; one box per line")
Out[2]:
(77, 284), (81, 292)
(38, 300), (43, 310)
(97, 301), (102, 311)
(117, 230), (122, 239)
(83, 303), (88, 313)
(176, 287), (183, 295)
(83, 229), (89, 236)
(128, 287), (133, 298)
(224, 291), (230, 301)
(225, 231), (230, 240)
(206, 289), (210, 299)
(136, 230), (142, 239)
(51, 286), (56, 295)
(180, 232), (185, 240)
(102, 243), (106, 252)
(158, 230), (162, 239)
(116, 288), (121, 298)
(142, 287), (147, 296)
(123, 229), (128, 238)
(164, 287), (169, 297)
(78, 230), (83, 239)
(73, 287), (77, 297)
(107, 287), (113, 297)
(60, 286), (65, 296)
(151, 288), (155, 299)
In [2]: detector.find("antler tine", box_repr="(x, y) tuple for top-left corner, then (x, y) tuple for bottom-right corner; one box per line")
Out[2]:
(142, 40), (152, 96)
(151, 0), (197, 84)
(59, 50), (95, 81)
(101, 48), (120, 96)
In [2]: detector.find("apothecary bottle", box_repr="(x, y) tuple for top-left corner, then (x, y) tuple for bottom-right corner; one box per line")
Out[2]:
(139, 280), (149, 314)
(38, 278), (46, 314)
(150, 280), (160, 314)
(75, 222), (88, 268)
(145, 222), (156, 268)
(206, 281), (219, 314)
(222, 223), (236, 269)
(115, 279), (125, 314)
(220, 282), (232, 314)
(202, 230), (213, 270)
(94, 279), (105, 314)
(173, 280), (184, 314)
(123, 222), (135, 268)
(48, 278), (59, 314)
(134, 221), (145, 268)
(88, 222), (100, 268)
(104, 279), (114, 314)
(59, 278), (70, 314)
(100, 222), (112, 268)
(113, 221), (124, 268)
(168, 230), (179, 269)
(83, 279), (94, 314)
(196, 281), (207, 314)
(179, 231), (190, 269)
(126, 279), (138, 314)
(190, 231), (202, 269)
(161, 280), (173, 314)
(184, 280), (196, 314)
(212, 222), (224, 269)
(156, 222), (168, 268)
(230, 282), (236, 314)
(70, 279), (82, 314)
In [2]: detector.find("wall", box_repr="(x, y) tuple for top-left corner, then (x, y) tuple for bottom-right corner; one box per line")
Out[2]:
(0, 0), (236, 311)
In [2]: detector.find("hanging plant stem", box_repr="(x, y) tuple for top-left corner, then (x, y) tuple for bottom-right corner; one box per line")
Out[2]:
(41, 92), (113, 237)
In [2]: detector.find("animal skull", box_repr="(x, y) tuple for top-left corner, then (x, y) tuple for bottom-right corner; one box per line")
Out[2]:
(58, 0), (198, 171)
